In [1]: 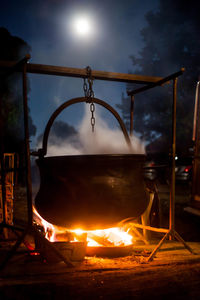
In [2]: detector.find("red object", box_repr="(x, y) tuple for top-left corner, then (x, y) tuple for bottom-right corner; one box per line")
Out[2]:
(150, 162), (155, 167)
(184, 166), (192, 173)
(23, 240), (40, 256)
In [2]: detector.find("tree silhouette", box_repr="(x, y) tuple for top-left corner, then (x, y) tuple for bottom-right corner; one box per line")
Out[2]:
(117, 0), (200, 155)
(0, 27), (36, 153)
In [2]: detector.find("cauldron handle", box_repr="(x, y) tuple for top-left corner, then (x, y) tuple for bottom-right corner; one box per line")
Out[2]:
(36, 97), (132, 157)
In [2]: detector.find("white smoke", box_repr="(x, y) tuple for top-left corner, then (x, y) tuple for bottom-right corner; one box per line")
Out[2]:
(45, 106), (145, 156)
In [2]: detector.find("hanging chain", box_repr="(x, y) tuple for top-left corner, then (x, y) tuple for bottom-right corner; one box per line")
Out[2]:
(83, 66), (95, 132)
(90, 102), (95, 131)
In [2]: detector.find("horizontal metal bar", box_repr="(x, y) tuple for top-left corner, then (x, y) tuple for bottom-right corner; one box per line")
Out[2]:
(0, 56), (165, 84)
(127, 68), (185, 96)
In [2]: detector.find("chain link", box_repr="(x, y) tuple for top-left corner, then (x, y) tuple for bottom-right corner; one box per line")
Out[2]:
(83, 78), (88, 96)
(90, 102), (95, 132)
(83, 66), (95, 132)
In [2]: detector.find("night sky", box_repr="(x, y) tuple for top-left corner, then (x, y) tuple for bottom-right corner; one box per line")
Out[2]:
(1, 0), (159, 148)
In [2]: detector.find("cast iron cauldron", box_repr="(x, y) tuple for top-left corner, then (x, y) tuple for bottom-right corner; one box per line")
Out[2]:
(34, 97), (149, 229)
(35, 154), (148, 229)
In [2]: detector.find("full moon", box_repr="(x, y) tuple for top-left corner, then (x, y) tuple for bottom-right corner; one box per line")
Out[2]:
(72, 16), (93, 37)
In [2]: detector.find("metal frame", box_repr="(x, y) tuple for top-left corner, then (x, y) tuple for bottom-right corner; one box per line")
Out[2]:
(0, 55), (194, 268)
(0, 55), (73, 269)
(0, 59), (164, 84)
(127, 69), (194, 261)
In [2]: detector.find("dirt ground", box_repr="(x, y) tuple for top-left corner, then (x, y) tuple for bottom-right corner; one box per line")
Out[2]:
(0, 182), (200, 299)
(1, 241), (200, 300)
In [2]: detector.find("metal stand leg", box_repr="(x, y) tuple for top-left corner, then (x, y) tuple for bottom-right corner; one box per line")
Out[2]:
(147, 231), (170, 262)
(173, 230), (194, 254)
(0, 228), (28, 270)
(147, 78), (195, 262)
(0, 225), (74, 269)
(147, 229), (195, 262)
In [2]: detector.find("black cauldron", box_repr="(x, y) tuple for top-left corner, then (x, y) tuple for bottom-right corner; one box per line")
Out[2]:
(34, 154), (148, 229)
(34, 97), (149, 229)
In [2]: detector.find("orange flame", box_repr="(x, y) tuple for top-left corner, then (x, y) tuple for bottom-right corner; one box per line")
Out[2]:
(33, 206), (134, 247)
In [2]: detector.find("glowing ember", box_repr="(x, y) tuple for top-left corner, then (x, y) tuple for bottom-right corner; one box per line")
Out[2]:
(33, 207), (134, 247)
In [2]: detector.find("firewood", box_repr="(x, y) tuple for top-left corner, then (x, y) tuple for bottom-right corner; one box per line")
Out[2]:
(88, 234), (114, 247)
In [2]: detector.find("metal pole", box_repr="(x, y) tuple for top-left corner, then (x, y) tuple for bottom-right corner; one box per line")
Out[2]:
(0, 155), (7, 225)
(192, 81), (200, 200)
(127, 68), (185, 96)
(0, 87), (8, 234)
(169, 78), (177, 236)
(192, 81), (200, 142)
(22, 57), (33, 226)
(130, 95), (134, 136)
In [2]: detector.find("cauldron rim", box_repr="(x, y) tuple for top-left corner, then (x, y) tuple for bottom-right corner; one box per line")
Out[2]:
(38, 153), (146, 160)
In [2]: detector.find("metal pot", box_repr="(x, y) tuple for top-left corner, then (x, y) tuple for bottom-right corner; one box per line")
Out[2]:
(34, 154), (148, 229)
(34, 97), (148, 229)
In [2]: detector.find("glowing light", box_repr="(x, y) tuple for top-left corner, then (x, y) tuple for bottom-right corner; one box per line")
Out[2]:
(71, 227), (133, 247)
(33, 207), (134, 247)
(33, 206), (56, 242)
(73, 229), (84, 235)
(74, 17), (90, 35)
(70, 14), (95, 38)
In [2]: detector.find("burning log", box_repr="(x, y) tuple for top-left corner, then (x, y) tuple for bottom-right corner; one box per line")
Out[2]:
(88, 233), (114, 247)
(33, 207), (136, 260)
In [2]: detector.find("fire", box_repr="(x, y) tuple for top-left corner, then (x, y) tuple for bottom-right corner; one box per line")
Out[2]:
(33, 207), (134, 247)
(33, 206), (56, 242)
(72, 227), (133, 247)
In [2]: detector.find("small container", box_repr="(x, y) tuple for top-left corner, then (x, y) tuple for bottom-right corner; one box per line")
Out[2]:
(36, 240), (87, 263)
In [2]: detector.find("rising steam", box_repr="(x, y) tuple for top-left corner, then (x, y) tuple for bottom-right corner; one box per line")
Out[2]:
(40, 106), (145, 156)
(32, 106), (145, 197)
